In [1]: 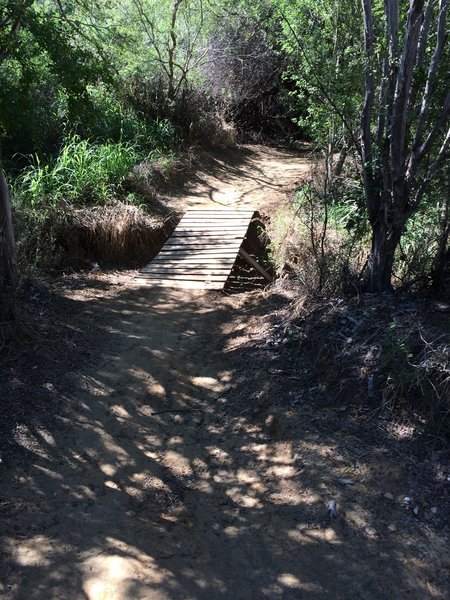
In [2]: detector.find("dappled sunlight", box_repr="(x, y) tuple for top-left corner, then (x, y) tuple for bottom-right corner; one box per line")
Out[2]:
(1, 281), (448, 599)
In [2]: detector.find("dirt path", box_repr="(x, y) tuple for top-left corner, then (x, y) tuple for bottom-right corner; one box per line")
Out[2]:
(1, 147), (449, 599)
(167, 145), (310, 212)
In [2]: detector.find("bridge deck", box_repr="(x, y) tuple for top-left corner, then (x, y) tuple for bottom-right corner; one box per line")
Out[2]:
(134, 207), (256, 289)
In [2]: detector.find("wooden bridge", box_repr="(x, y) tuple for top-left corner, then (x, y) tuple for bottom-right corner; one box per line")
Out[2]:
(134, 206), (272, 290)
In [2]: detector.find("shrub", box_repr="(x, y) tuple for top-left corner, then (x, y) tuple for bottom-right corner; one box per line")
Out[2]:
(268, 178), (369, 294)
(14, 136), (143, 208)
(11, 134), (179, 271)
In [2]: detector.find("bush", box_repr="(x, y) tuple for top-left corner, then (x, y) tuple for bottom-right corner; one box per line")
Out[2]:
(268, 178), (369, 294)
(11, 133), (179, 271)
(393, 201), (445, 290)
(14, 136), (144, 208)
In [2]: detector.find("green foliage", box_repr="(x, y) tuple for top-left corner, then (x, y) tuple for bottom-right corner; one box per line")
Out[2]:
(0, 1), (112, 157)
(72, 84), (179, 149)
(274, 0), (363, 143)
(269, 179), (369, 294)
(14, 136), (143, 208)
(394, 202), (444, 289)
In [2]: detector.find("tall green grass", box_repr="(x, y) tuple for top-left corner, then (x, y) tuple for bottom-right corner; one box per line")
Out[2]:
(12, 129), (179, 272)
(15, 136), (143, 208)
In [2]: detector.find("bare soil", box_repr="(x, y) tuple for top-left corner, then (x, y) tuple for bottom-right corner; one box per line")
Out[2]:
(1, 146), (449, 599)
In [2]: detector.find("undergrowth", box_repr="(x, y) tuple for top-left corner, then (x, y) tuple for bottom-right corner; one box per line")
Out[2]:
(11, 133), (179, 271)
(15, 136), (143, 208)
(268, 159), (449, 444)
(268, 175), (369, 295)
(269, 160), (448, 296)
(275, 286), (450, 445)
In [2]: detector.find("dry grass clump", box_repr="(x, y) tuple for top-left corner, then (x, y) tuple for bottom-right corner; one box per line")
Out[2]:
(197, 115), (237, 148)
(62, 202), (176, 266)
(128, 155), (193, 202)
(267, 160), (370, 295)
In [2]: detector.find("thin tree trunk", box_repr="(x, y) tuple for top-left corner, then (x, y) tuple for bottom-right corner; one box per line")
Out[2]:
(0, 168), (17, 324)
(167, 0), (183, 101)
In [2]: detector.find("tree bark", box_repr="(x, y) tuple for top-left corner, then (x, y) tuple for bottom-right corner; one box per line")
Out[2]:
(0, 168), (17, 324)
(362, 218), (403, 292)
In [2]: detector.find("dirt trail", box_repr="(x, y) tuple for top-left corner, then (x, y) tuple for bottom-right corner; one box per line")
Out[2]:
(1, 147), (449, 599)
(167, 145), (309, 212)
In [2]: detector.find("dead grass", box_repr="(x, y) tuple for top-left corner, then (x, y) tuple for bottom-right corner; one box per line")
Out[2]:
(62, 202), (177, 266)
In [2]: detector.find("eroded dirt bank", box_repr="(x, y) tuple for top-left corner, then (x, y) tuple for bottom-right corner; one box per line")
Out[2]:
(1, 146), (449, 599)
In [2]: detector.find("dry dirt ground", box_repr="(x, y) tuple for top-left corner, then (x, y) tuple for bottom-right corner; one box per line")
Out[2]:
(1, 146), (449, 599)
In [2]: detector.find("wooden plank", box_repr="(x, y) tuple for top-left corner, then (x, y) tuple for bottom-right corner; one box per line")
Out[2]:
(158, 245), (241, 256)
(174, 226), (248, 231)
(156, 255), (238, 261)
(184, 210), (255, 215)
(160, 246), (240, 253)
(178, 218), (252, 224)
(143, 265), (233, 273)
(175, 226), (250, 232)
(175, 226), (249, 232)
(184, 207), (255, 211)
(171, 232), (245, 237)
(178, 218), (251, 223)
(143, 258), (236, 267)
(136, 273), (229, 282)
(162, 240), (241, 245)
(133, 279), (223, 289)
(149, 256), (237, 264)
(141, 268), (233, 276)
(175, 231), (247, 236)
(157, 248), (240, 255)
(142, 258), (236, 267)
(180, 213), (254, 217)
(179, 220), (253, 225)
(238, 248), (273, 282)
(163, 240), (242, 247)
(154, 257), (237, 263)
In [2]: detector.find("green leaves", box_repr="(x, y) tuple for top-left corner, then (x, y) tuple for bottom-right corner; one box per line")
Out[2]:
(15, 136), (143, 208)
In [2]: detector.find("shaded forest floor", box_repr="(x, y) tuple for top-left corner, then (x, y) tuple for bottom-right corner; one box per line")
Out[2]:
(1, 146), (449, 599)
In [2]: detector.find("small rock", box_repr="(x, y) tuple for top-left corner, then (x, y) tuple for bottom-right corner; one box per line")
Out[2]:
(384, 492), (394, 500)
(339, 405), (348, 412)
(388, 524), (397, 532)
(365, 526), (377, 537)
(431, 506), (438, 515)
(404, 496), (412, 506)
(328, 500), (338, 518)
(413, 506), (419, 516)
(337, 477), (354, 485)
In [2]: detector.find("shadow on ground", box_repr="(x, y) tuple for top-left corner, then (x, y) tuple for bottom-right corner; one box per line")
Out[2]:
(0, 279), (448, 599)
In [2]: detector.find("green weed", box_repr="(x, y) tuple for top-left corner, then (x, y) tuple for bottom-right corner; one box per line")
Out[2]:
(14, 136), (143, 208)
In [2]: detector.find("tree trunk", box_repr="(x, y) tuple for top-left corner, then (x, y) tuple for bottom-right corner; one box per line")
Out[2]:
(0, 168), (17, 325)
(362, 219), (403, 292)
